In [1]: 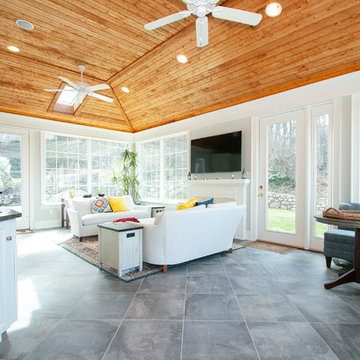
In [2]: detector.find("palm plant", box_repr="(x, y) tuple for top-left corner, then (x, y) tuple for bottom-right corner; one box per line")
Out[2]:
(112, 148), (140, 202)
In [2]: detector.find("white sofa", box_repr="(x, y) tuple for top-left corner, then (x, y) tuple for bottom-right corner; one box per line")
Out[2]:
(66, 195), (151, 240)
(139, 202), (245, 272)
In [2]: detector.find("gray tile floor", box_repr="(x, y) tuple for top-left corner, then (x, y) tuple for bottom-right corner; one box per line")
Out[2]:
(1, 228), (360, 360)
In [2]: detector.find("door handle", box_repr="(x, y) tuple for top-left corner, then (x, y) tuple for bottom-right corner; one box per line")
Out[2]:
(258, 185), (264, 197)
(6, 236), (12, 241)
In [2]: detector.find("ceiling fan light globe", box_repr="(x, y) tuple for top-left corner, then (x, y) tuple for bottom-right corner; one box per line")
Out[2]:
(265, 2), (282, 17)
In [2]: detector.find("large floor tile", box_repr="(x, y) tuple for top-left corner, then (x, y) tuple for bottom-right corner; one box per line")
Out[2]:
(125, 293), (185, 320)
(92, 274), (142, 293)
(0, 318), (59, 360)
(288, 295), (360, 323)
(312, 323), (360, 360)
(103, 320), (182, 360)
(23, 319), (119, 360)
(182, 321), (258, 360)
(18, 290), (87, 319)
(237, 294), (306, 322)
(66, 292), (135, 320)
(185, 293), (244, 321)
(274, 276), (338, 296)
(230, 274), (281, 295)
(186, 275), (233, 294)
(186, 263), (226, 275)
(336, 294), (360, 314)
(248, 322), (338, 360)
(138, 274), (186, 293)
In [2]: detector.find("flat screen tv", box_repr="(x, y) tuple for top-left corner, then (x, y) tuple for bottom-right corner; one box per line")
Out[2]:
(191, 131), (242, 173)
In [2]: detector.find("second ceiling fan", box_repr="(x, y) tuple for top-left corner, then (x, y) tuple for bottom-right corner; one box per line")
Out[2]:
(144, 0), (262, 48)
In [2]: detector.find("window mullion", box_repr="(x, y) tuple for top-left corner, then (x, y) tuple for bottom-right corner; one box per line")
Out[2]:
(160, 139), (164, 202)
(87, 139), (92, 194)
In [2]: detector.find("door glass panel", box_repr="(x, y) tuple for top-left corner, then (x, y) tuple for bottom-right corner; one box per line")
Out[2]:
(315, 114), (329, 237)
(0, 134), (22, 212)
(267, 119), (296, 233)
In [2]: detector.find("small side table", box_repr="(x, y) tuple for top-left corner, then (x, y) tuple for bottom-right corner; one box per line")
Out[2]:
(150, 205), (165, 218)
(315, 215), (360, 289)
(98, 222), (143, 277)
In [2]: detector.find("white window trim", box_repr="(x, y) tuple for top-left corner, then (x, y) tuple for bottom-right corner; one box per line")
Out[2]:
(351, 94), (360, 202)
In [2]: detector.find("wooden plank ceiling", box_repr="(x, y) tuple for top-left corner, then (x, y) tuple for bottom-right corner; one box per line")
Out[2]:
(0, 0), (359, 133)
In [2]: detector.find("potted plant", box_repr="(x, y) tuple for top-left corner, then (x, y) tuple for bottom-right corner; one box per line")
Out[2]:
(112, 148), (140, 203)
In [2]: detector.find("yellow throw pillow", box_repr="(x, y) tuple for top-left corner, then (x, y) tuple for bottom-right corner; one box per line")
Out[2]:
(108, 196), (130, 212)
(176, 197), (198, 210)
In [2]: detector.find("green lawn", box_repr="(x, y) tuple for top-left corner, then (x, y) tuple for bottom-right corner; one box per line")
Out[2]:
(268, 208), (327, 236)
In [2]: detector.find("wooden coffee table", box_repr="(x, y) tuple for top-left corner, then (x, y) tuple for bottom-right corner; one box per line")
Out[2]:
(315, 215), (360, 289)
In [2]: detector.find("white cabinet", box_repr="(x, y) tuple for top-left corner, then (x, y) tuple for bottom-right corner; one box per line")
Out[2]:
(98, 223), (143, 277)
(0, 217), (18, 339)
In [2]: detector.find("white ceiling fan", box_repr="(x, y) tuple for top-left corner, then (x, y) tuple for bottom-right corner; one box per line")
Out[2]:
(45, 65), (113, 104)
(144, 0), (262, 48)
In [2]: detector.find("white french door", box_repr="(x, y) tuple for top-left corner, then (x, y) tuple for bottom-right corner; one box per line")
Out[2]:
(258, 110), (307, 248)
(0, 127), (29, 229)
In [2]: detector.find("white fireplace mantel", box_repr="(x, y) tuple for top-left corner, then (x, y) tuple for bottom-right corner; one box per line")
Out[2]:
(187, 178), (250, 239)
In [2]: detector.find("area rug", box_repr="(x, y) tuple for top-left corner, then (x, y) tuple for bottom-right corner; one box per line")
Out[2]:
(59, 236), (245, 282)
(244, 240), (296, 255)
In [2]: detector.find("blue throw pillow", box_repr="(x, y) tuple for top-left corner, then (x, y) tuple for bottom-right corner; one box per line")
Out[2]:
(195, 198), (214, 207)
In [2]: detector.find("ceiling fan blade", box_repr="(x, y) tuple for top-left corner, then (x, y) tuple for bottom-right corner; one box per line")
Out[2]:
(88, 92), (114, 103)
(86, 83), (110, 92)
(144, 10), (191, 30)
(196, 17), (208, 48)
(212, 6), (262, 26)
(58, 76), (79, 89)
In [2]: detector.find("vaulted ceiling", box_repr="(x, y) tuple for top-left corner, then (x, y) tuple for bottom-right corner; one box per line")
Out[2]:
(0, 0), (359, 133)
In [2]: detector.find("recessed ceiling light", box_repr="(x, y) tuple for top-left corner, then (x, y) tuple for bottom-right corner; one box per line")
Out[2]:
(265, 2), (282, 17)
(16, 19), (34, 30)
(176, 54), (188, 64)
(7, 45), (20, 53)
(121, 87), (130, 93)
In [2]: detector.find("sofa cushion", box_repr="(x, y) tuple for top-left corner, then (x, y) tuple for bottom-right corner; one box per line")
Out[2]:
(91, 197), (112, 213)
(108, 196), (130, 212)
(72, 198), (92, 216)
(82, 210), (149, 226)
(177, 197), (198, 210)
(122, 195), (136, 210)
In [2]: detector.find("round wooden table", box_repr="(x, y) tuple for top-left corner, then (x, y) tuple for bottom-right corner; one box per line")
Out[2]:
(315, 215), (360, 289)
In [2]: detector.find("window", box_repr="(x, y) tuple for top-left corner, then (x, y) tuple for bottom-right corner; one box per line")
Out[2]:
(43, 133), (127, 203)
(57, 86), (77, 106)
(138, 134), (188, 202)
(91, 140), (126, 196)
(138, 140), (161, 200)
(163, 135), (188, 201)
(50, 85), (81, 115)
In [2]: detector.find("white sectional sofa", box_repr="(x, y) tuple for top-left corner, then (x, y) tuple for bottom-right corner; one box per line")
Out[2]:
(66, 195), (151, 240)
(139, 202), (245, 272)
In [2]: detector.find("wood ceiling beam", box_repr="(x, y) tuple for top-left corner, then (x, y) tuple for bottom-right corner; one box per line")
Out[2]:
(109, 85), (135, 133)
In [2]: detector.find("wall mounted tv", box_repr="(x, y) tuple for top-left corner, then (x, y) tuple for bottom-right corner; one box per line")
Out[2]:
(191, 131), (242, 173)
